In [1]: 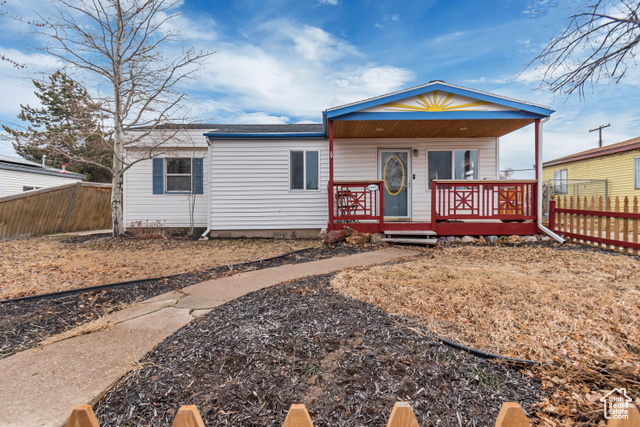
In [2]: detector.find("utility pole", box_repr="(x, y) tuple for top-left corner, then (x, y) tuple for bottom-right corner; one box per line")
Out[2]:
(589, 123), (610, 147)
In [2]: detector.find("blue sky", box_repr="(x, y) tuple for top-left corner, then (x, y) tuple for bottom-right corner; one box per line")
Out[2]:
(1, 0), (638, 178)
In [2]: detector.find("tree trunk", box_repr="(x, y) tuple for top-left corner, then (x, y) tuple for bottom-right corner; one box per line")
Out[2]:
(111, 163), (124, 236)
(111, 2), (125, 237)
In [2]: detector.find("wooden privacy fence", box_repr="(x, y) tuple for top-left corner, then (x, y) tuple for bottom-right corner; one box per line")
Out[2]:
(549, 195), (640, 255)
(0, 182), (112, 241)
(67, 401), (640, 427)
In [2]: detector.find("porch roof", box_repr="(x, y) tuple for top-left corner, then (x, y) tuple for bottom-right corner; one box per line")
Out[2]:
(324, 81), (554, 139)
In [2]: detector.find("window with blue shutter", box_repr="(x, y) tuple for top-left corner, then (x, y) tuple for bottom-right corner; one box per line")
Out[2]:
(153, 156), (204, 194)
(152, 158), (164, 194)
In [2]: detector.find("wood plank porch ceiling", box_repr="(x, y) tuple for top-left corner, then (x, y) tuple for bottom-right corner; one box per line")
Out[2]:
(333, 119), (534, 139)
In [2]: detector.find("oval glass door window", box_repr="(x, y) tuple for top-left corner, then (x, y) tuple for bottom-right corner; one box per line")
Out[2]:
(379, 150), (409, 219)
(384, 155), (405, 195)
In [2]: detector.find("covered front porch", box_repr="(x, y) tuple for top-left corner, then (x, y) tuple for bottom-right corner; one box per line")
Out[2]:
(323, 81), (553, 237)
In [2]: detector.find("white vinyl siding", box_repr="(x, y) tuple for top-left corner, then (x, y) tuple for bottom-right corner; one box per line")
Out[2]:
(333, 138), (498, 222)
(123, 148), (208, 227)
(0, 169), (82, 198)
(210, 140), (328, 230)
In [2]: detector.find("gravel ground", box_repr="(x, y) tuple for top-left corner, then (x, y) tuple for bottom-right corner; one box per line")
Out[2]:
(94, 274), (541, 427)
(0, 244), (372, 359)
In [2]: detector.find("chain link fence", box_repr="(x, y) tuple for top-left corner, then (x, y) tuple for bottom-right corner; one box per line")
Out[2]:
(542, 179), (608, 218)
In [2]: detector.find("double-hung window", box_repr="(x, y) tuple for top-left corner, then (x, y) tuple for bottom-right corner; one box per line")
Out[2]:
(427, 150), (479, 187)
(554, 169), (568, 194)
(290, 151), (319, 190)
(152, 157), (204, 195)
(635, 157), (640, 189)
(166, 158), (192, 193)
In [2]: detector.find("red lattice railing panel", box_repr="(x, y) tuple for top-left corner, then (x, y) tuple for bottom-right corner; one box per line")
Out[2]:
(332, 181), (383, 223)
(433, 180), (536, 221)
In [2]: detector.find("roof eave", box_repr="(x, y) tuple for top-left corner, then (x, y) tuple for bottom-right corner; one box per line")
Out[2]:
(0, 163), (86, 179)
(543, 141), (640, 167)
(324, 82), (554, 120)
(204, 132), (327, 140)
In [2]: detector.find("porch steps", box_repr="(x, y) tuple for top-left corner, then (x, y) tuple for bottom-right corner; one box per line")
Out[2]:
(382, 230), (438, 246)
(382, 230), (437, 236)
(381, 237), (438, 245)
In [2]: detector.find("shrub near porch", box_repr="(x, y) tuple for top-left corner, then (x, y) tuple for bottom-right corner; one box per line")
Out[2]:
(332, 245), (640, 425)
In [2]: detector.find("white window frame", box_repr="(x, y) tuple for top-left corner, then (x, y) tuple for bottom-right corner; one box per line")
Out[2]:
(23, 186), (43, 192)
(165, 157), (192, 194)
(635, 156), (640, 189)
(554, 169), (568, 194)
(426, 149), (479, 190)
(289, 150), (320, 191)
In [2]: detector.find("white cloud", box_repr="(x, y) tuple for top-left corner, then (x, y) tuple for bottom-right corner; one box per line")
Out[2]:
(318, 0), (338, 5)
(153, 11), (219, 43)
(0, 7), (414, 128)
(191, 20), (414, 121)
(292, 25), (358, 62)
(374, 23), (384, 29)
(385, 14), (400, 22)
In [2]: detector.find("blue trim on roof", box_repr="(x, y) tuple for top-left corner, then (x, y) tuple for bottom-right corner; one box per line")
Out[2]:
(204, 132), (327, 140)
(324, 83), (554, 120)
(333, 111), (547, 121)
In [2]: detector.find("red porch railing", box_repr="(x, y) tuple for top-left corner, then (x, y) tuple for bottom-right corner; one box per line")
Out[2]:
(431, 180), (537, 225)
(327, 179), (538, 235)
(330, 180), (384, 232)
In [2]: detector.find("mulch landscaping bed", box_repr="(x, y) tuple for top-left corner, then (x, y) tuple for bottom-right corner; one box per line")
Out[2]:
(94, 274), (541, 427)
(0, 244), (372, 359)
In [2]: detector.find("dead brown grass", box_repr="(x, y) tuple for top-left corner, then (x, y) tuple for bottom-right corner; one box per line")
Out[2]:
(332, 244), (640, 426)
(39, 315), (112, 346)
(0, 236), (319, 299)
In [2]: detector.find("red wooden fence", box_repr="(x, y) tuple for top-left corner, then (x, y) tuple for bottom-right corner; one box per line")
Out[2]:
(66, 401), (640, 427)
(549, 195), (640, 255)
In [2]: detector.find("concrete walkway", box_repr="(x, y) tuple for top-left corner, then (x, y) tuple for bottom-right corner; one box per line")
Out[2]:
(0, 247), (418, 427)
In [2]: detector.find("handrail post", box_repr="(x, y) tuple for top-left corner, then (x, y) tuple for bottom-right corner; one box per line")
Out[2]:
(328, 121), (334, 231)
(549, 197), (556, 231)
(431, 180), (437, 231)
(379, 180), (384, 233)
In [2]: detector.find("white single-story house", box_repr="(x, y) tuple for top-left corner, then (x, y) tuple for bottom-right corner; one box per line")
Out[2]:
(124, 81), (558, 239)
(0, 155), (85, 198)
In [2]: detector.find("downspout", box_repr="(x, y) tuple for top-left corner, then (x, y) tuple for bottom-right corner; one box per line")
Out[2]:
(200, 138), (212, 240)
(536, 117), (565, 243)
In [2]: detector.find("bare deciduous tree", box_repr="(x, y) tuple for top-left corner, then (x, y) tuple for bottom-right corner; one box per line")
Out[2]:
(499, 168), (515, 180)
(531, 0), (640, 97)
(39, 0), (213, 235)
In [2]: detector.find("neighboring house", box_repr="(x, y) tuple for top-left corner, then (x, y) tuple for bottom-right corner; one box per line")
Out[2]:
(124, 81), (555, 238)
(543, 136), (640, 202)
(0, 155), (85, 198)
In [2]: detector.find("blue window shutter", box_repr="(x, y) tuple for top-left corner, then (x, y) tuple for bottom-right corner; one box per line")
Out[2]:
(152, 158), (164, 194)
(193, 158), (204, 194)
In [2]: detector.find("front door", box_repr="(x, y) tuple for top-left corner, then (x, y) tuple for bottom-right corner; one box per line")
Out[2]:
(378, 149), (410, 220)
